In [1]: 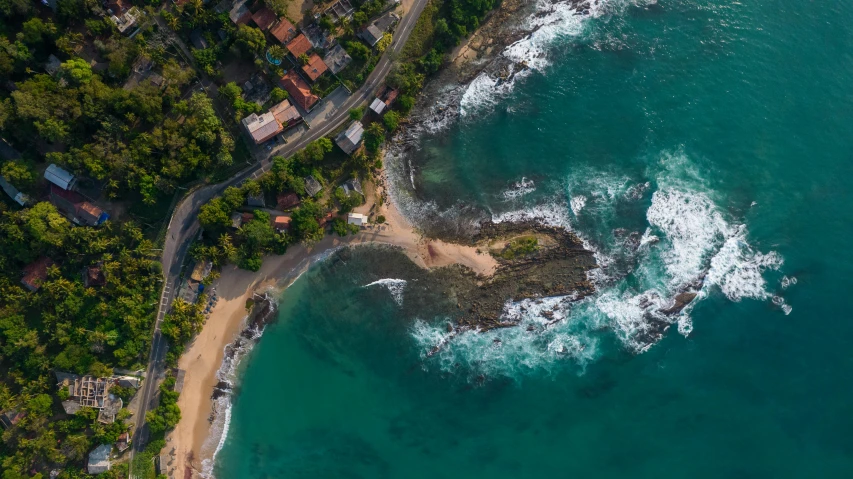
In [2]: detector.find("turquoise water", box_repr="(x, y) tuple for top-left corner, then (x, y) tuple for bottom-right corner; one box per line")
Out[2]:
(216, 0), (853, 476)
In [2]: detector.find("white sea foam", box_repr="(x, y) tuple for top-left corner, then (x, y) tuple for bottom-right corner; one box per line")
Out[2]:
(492, 199), (572, 228)
(570, 195), (587, 215)
(413, 154), (791, 376)
(364, 278), (408, 306)
(502, 177), (537, 200)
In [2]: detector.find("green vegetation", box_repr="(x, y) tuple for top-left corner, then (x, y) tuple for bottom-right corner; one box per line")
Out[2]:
(235, 25), (266, 54)
(494, 235), (539, 260)
(145, 376), (181, 434)
(220, 81), (263, 120)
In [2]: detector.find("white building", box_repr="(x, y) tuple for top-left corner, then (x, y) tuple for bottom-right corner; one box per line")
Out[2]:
(44, 164), (77, 191)
(347, 213), (367, 226)
(88, 444), (112, 474)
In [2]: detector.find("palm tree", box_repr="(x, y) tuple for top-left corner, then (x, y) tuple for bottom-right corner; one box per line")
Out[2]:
(268, 45), (285, 61)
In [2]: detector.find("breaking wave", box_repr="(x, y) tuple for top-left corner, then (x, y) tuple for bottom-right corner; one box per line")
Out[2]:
(363, 278), (408, 306)
(412, 152), (791, 376)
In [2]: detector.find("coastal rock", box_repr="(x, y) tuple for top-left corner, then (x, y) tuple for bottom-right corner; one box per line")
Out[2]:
(660, 292), (698, 316)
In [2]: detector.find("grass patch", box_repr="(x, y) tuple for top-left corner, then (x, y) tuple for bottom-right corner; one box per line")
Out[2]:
(401, 0), (441, 61)
(494, 235), (539, 260)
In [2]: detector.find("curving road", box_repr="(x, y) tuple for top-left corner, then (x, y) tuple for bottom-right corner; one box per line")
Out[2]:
(129, 0), (429, 475)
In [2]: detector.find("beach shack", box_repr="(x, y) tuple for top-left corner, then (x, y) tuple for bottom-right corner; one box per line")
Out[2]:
(347, 212), (367, 226)
(335, 121), (364, 155)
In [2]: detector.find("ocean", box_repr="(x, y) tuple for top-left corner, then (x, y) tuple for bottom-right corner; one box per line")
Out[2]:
(214, 0), (853, 476)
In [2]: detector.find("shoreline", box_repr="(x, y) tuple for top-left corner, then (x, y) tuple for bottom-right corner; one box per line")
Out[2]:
(166, 175), (497, 479)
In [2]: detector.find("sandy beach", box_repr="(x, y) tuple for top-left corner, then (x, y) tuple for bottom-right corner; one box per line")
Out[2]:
(165, 176), (496, 478)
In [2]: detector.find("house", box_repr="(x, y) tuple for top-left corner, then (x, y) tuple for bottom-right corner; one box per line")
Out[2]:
(88, 444), (112, 474)
(342, 177), (363, 196)
(241, 111), (282, 144)
(229, 0), (252, 24)
(83, 265), (106, 287)
(360, 25), (384, 47)
(369, 86), (399, 115)
(323, 44), (352, 74)
(269, 99), (302, 129)
(251, 7), (277, 31)
(77, 201), (108, 227)
(241, 212), (255, 224)
(190, 260), (213, 282)
(231, 212), (243, 228)
(303, 23), (332, 50)
(22, 257), (54, 292)
(286, 34), (312, 58)
(0, 409), (25, 430)
(335, 121), (364, 155)
(324, 0), (355, 22)
(269, 18), (297, 44)
(46, 54), (61, 76)
(359, 12), (399, 47)
(45, 164), (77, 191)
(347, 212), (367, 226)
(107, 5), (140, 34)
(246, 193), (265, 207)
(190, 30), (209, 50)
(301, 54), (328, 82)
(279, 71), (320, 112)
(272, 215), (291, 232)
(50, 185), (108, 226)
(147, 72), (166, 89)
(116, 433), (130, 452)
(0, 175), (29, 206)
(276, 192), (300, 210)
(57, 374), (111, 409)
(304, 176), (322, 196)
(97, 395), (122, 424)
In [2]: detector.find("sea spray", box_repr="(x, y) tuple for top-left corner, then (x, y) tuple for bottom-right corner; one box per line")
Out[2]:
(363, 278), (408, 306)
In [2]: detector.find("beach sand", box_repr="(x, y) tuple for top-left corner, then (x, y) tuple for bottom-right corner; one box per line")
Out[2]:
(166, 177), (496, 478)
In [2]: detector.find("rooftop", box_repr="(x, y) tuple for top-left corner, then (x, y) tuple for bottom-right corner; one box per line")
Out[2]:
(45, 163), (76, 191)
(279, 71), (320, 112)
(88, 444), (111, 474)
(304, 176), (322, 196)
(335, 121), (364, 155)
(269, 99), (301, 126)
(301, 54), (328, 82)
(251, 6), (277, 31)
(277, 192), (300, 209)
(323, 44), (353, 74)
(286, 34), (312, 58)
(269, 18), (297, 43)
(241, 112), (283, 144)
(22, 257), (54, 291)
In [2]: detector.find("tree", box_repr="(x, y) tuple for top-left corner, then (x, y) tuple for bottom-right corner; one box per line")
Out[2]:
(270, 87), (288, 103)
(19, 18), (57, 45)
(319, 15), (334, 31)
(290, 199), (324, 244)
(1, 160), (35, 187)
(345, 41), (370, 61)
(349, 106), (364, 121)
(298, 53), (310, 66)
(376, 33), (392, 53)
(353, 11), (368, 26)
(268, 45), (285, 61)
(60, 58), (93, 84)
(199, 198), (232, 230)
(398, 95), (415, 114)
(383, 111), (400, 131)
(236, 25), (266, 54)
(363, 122), (385, 152)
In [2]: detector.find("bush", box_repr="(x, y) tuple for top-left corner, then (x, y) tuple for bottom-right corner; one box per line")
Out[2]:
(270, 87), (288, 103)
(383, 111), (400, 131)
(332, 217), (349, 236)
(376, 215), (386, 224)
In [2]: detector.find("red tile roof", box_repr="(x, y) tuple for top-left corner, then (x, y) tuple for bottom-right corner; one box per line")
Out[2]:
(251, 7), (277, 31)
(301, 54), (328, 82)
(286, 34), (312, 58)
(22, 257), (54, 291)
(272, 216), (291, 231)
(279, 71), (319, 111)
(269, 18), (297, 43)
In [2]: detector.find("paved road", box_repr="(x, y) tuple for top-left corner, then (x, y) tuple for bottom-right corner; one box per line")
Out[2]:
(129, 1), (428, 475)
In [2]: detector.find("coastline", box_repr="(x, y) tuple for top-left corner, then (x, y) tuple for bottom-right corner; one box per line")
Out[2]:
(166, 174), (497, 479)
